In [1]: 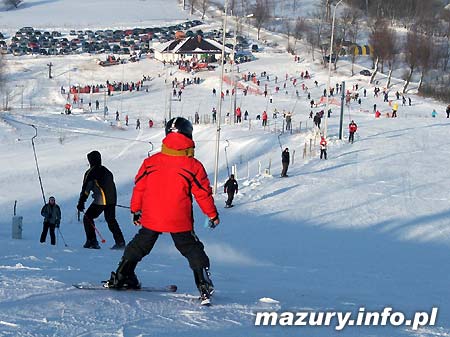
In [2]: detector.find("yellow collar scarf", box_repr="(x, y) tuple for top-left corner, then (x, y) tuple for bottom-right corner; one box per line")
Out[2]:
(161, 144), (195, 157)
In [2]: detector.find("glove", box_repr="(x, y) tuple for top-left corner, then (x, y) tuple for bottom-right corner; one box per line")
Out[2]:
(208, 215), (220, 229)
(133, 211), (142, 226)
(55, 221), (60, 228)
(77, 201), (85, 212)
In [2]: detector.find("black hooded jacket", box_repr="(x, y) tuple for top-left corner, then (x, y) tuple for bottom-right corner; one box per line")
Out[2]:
(79, 151), (117, 206)
(282, 149), (290, 163)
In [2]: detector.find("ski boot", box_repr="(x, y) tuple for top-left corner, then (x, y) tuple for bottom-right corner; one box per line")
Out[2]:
(105, 259), (141, 289)
(110, 241), (126, 250)
(194, 267), (214, 305)
(83, 239), (100, 249)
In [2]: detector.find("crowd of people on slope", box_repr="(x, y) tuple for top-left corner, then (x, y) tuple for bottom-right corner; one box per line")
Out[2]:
(40, 118), (221, 304)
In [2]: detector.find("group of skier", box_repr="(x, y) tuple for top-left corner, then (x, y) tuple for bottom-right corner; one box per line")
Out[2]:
(39, 117), (227, 304)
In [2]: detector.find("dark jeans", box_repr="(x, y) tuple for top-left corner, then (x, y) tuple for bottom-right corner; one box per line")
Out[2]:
(349, 132), (355, 143)
(40, 221), (56, 245)
(83, 204), (125, 245)
(123, 227), (209, 271)
(320, 149), (327, 159)
(281, 162), (289, 177)
(226, 191), (235, 206)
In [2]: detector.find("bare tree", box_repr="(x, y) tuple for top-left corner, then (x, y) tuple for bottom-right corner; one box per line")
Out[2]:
(368, 18), (391, 83)
(0, 54), (7, 110)
(293, 17), (307, 50)
(284, 19), (293, 51)
(439, 10), (450, 71)
(403, 30), (421, 93)
(199, 0), (209, 19)
(340, 7), (362, 75)
(252, 0), (270, 40)
(229, 0), (236, 14)
(384, 26), (397, 88)
(416, 37), (434, 91)
(309, 5), (327, 63)
(187, 0), (198, 15)
(306, 28), (317, 61)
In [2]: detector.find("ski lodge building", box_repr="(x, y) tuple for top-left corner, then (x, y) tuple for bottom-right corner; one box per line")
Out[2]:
(154, 35), (233, 63)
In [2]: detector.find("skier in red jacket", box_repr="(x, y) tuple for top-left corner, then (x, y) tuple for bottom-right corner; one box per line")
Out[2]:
(106, 117), (219, 303)
(348, 120), (358, 143)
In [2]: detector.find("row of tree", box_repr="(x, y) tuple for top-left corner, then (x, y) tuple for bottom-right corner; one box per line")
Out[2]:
(205, 0), (450, 100)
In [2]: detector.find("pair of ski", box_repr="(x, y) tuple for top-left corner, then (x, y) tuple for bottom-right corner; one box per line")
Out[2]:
(72, 283), (212, 306)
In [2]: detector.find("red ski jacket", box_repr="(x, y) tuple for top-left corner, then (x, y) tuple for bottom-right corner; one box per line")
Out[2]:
(349, 123), (358, 133)
(130, 133), (218, 233)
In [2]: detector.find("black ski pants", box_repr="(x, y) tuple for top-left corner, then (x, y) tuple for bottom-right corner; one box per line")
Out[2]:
(226, 191), (235, 206)
(40, 221), (56, 245)
(83, 204), (125, 245)
(122, 227), (210, 271)
(349, 132), (355, 143)
(320, 149), (327, 159)
(281, 162), (289, 177)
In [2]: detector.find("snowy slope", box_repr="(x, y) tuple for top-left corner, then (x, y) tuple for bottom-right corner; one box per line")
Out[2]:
(0, 0), (189, 32)
(0, 0), (449, 337)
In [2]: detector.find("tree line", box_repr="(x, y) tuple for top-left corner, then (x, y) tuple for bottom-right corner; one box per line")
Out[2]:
(204, 0), (450, 100)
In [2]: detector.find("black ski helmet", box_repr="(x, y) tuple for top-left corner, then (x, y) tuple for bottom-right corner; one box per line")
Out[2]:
(165, 117), (193, 139)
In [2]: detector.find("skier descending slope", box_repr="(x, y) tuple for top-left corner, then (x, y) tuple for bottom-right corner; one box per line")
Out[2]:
(105, 117), (220, 305)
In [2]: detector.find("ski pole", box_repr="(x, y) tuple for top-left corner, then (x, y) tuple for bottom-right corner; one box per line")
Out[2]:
(57, 227), (68, 247)
(116, 204), (130, 209)
(82, 213), (106, 243)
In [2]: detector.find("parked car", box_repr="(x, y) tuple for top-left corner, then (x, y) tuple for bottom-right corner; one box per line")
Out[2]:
(19, 27), (34, 34)
(360, 69), (372, 76)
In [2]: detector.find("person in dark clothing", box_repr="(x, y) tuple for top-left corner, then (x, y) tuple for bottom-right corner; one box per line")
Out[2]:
(281, 148), (290, 177)
(105, 117), (219, 305)
(224, 174), (238, 208)
(77, 151), (125, 249)
(313, 113), (321, 129)
(446, 104), (450, 118)
(40, 196), (61, 245)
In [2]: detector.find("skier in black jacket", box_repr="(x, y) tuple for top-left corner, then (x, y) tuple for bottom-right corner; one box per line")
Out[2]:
(77, 150), (125, 249)
(224, 174), (238, 208)
(40, 196), (61, 245)
(281, 148), (290, 177)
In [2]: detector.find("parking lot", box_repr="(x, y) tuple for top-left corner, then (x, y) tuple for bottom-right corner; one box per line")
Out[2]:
(0, 20), (204, 56)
